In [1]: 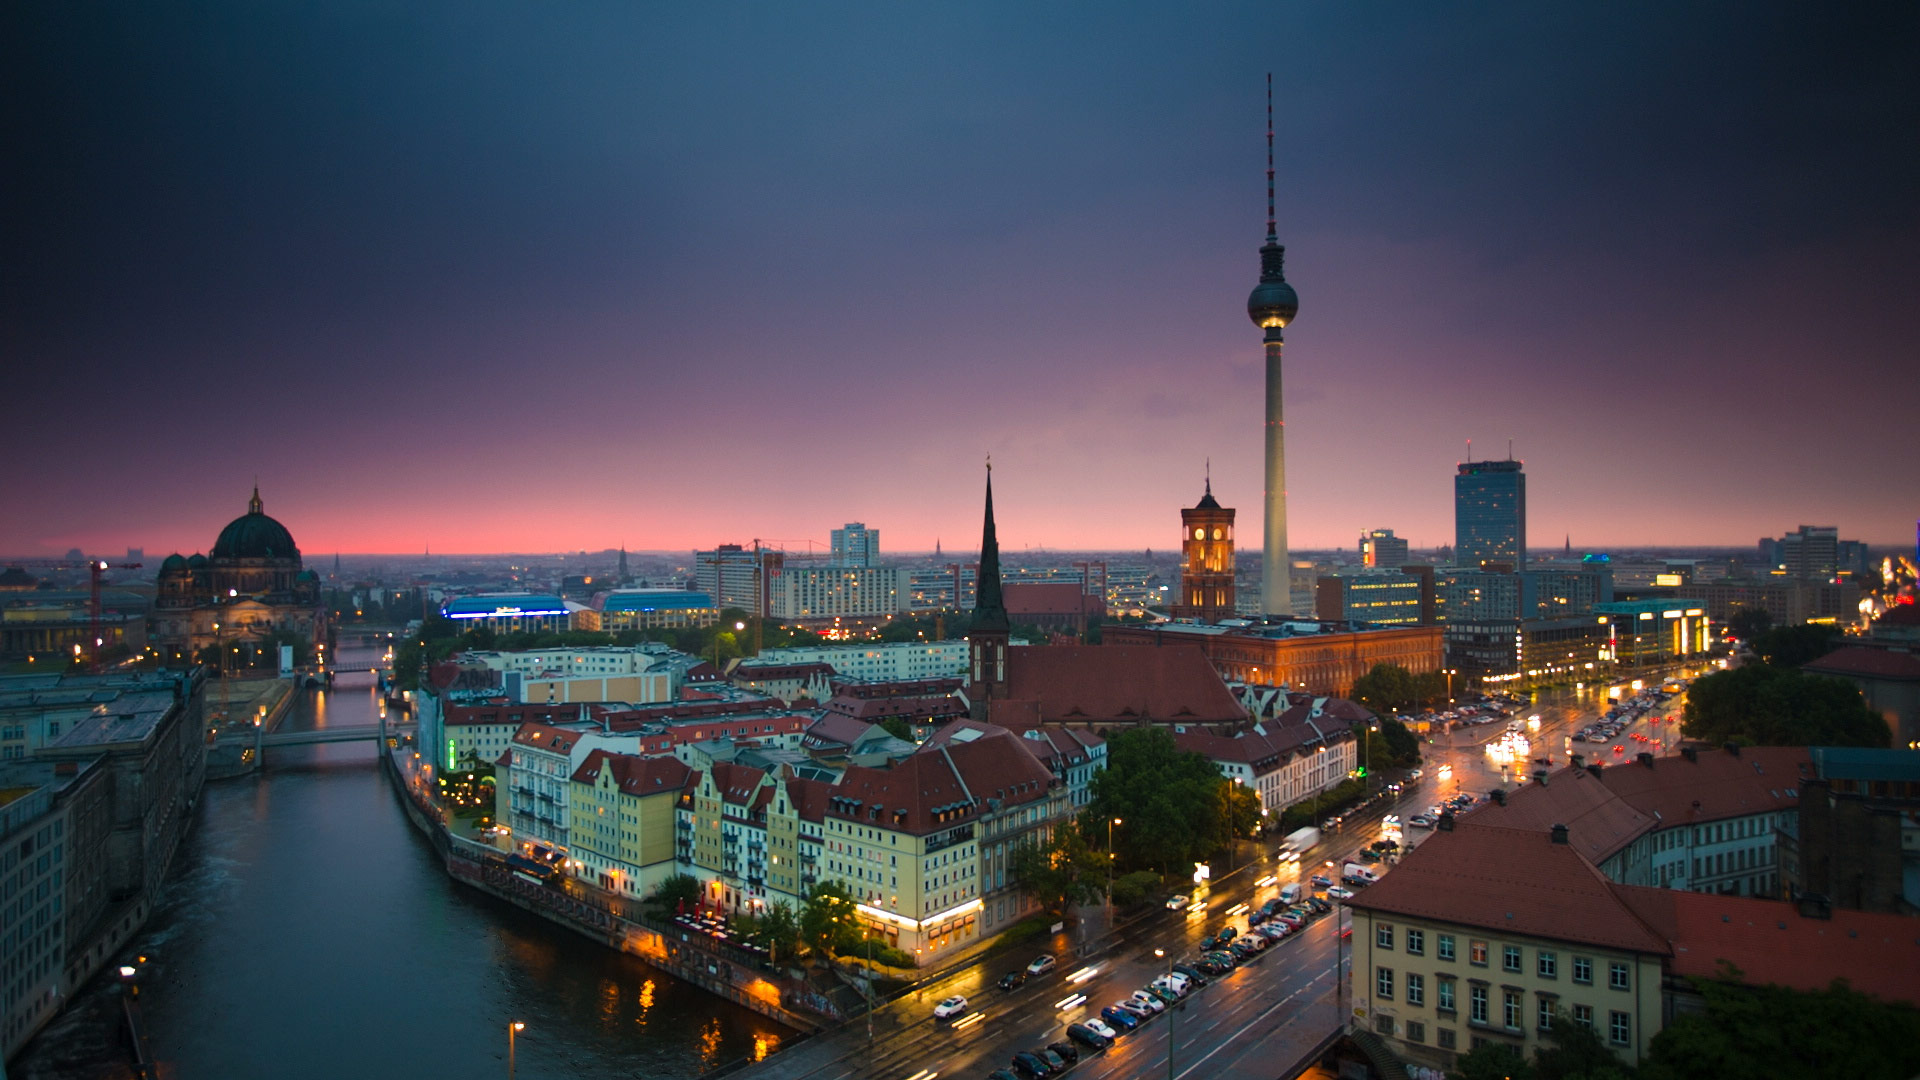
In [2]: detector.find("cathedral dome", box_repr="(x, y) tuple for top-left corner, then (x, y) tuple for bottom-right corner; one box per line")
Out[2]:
(187, 554), (208, 569)
(161, 553), (188, 573)
(211, 487), (300, 562)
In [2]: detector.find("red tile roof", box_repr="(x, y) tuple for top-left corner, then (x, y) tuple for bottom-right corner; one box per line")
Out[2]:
(824, 692), (966, 722)
(1003, 581), (1098, 616)
(992, 645), (1246, 728)
(570, 749), (692, 795)
(1805, 645), (1920, 681)
(826, 731), (1056, 835)
(1172, 712), (1351, 772)
(445, 704), (576, 727)
(510, 722), (583, 755)
(1346, 823), (1671, 954)
(1595, 746), (1807, 828)
(1469, 766), (1659, 864)
(1614, 888), (1920, 1005)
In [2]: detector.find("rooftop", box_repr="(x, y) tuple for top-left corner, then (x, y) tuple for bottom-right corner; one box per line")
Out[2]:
(992, 644), (1247, 728)
(1804, 645), (1920, 681)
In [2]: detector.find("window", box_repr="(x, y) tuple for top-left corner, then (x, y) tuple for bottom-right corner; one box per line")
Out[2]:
(1406, 1020), (1425, 1043)
(1470, 940), (1488, 966)
(1503, 990), (1521, 1030)
(1375, 1014), (1395, 1035)
(1437, 979), (1455, 1012)
(1437, 1027), (1457, 1050)
(1377, 967), (1394, 999)
(1573, 956), (1593, 984)
(1406, 928), (1425, 956)
(1538, 951), (1557, 978)
(1573, 1004), (1593, 1029)
(1377, 923), (1395, 950)
(1609, 1010), (1631, 1045)
(1538, 998), (1554, 1031)
(1609, 961), (1630, 991)
(1438, 934), (1455, 962)
(1503, 945), (1523, 973)
(1469, 985), (1488, 1025)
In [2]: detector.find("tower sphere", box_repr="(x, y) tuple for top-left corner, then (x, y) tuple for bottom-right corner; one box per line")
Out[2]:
(1247, 242), (1298, 330)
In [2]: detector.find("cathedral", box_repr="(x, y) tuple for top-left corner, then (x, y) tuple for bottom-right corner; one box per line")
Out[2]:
(150, 487), (330, 667)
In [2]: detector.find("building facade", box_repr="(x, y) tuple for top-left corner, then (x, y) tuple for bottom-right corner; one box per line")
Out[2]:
(1171, 482), (1236, 623)
(1102, 622), (1445, 698)
(1361, 529), (1410, 568)
(1592, 600), (1712, 669)
(150, 487), (330, 665)
(1315, 571), (1425, 627)
(575, 589), (719, 632)
(831, 523), (880, 567)
(1454, 460), (1527, 571)
(767, 565), (909, 621)
(694, 545), (785, 617)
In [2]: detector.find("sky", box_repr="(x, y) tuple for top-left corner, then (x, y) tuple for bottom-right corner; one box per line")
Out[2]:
(4, 3), (1917, 559)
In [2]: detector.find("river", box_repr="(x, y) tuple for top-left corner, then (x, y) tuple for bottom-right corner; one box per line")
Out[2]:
(13, 644), (790, 1080)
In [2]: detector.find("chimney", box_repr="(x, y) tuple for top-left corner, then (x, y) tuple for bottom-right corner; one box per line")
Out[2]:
(1532, 770), (1547, 786)
(1796, 894), (1832, 921)
(1682, 746), (1698, 763)
(1550, 823), (1569, 845)
(1724, 742), (1741, 756)
(1490, 788), (1507, 806)
(1637, 752), (1654, 768)
(1437, 811), (1454, 831)
(1586, 763), (1603, 777)
(1570, 753), (1584, 769)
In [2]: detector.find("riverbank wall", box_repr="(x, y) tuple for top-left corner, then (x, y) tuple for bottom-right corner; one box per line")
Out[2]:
(379, 749), (833, 1035)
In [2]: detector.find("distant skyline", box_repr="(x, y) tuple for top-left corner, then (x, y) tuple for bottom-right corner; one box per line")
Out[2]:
(6, 4), (1916, 557)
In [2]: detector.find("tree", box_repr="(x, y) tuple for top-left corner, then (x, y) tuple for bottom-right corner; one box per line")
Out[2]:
(753, 900), (802, 965)
(878, 716), (915, 742)
(1351, 663), (1417, 713)
(1088, 727), (1245, 873)
(1750, 624), (1843, 669)
(1379, 717), (1422, 766)
(799, 882), (859, 961)
(1449, 1040), (1535, 1080)
(1010, 826), (1106, 915)
(1641, 973), (1920, 1080)
(646, 873), (701, 916)
(1108, 870), (1162, 907)
(1726, 606), (1773, 643)
(1682, 664), (1887, 748)
(1532, 1010), (1633, 1080)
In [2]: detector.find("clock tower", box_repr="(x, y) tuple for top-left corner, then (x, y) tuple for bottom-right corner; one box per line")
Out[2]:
(1172, 475), (1236, 623)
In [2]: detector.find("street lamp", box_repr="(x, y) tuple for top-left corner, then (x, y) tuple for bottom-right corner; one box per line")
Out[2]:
(1106, 817), (1122, 930)
(508, 1020), (525, 1080)
(1156, 947), (1178, 1080)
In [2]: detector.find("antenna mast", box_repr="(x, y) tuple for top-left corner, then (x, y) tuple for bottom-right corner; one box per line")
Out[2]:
(1266, 73), (1276, 241)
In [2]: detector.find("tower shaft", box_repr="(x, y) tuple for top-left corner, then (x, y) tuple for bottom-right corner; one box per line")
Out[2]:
(1262, 332), (1289, 615)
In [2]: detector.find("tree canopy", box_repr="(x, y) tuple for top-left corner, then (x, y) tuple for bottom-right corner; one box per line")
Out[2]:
(1640, 975), (1920, 1080)
(1682, 663), (1887, 748)
(1088, 727), (1246, 873)
(1350, 663), (1451, 714)
(1009, 826), (1107, 916)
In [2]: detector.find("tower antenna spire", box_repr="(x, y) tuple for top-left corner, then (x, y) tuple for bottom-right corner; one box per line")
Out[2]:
(1206, 456), (1212, 496)
(1266, 72), (1276, 242)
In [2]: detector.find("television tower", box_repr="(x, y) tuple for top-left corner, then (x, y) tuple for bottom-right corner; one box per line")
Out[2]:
(1248, 73), (1300, 615)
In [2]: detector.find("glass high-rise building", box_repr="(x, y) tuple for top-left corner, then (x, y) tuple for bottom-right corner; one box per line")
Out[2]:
(830, 522), (879, 567)
(1455, 460), (1527, 570)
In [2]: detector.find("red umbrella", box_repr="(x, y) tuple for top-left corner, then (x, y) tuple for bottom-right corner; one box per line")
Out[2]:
(677, 898), (685, 916)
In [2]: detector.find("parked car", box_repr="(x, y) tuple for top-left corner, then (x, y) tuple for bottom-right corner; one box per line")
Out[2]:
(1247, 909), (1268, 927)
(1193, 957), (1229, 976)
(1066, 1023), (1111, 1051)
(1100, 1005), (1140, 1031)
(1205, 950), (1239, 968)
(1047, 1040), (1081, 1064)
(934, 994), (970, 1020)
(1408, 815), (1435, 828)
(1084, 1017), (1120, 1040)
(1038, 1048), (1070, 1072)
(1170, 963), (1210, 987)
(1307, 897), (1333, 915)
(1145, 984), (1181, 1005)
(987, 1070), (1020, 1080)
(1311, 874), (1335, 888)
(1327, 885), (1356, 901)
(1218, 924), (1238, 942)
(1114, 997), (1154, 1018)
(1027, 955), (1058, 976)
(1128, 990), (1167, 1013)
(1010, 1051), (1055, 1078)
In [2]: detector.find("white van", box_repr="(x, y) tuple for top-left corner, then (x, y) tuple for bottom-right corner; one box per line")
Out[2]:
(1279, 883), (1303, 904)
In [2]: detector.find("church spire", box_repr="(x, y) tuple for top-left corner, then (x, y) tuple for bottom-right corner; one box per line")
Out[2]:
(248, 483), (262, 515)
(972, 460), (1009, 633)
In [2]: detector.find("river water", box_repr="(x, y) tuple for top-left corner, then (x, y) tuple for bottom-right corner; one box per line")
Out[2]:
(14, 644), (789, 1080)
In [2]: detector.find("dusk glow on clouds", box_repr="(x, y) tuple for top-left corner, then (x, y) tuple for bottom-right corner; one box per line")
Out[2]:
(5, 3), (1915, 557)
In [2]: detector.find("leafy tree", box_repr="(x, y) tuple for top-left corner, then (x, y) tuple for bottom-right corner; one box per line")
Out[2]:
(1749, 623), (1843, 669)
(751, 900), (802, 964)
(1641, 973), (1920, 1080)
(1532, 1010), (1633, 1080)
(1351, 663), (1453, 713)
(799, 882), (859, 961)
(1379, 717), (1422, 766)
(1682, 664), (1887, 748)
(1449, 1040), (1535, 1080)
(646, 873), (702, 915)
(878, 716), (915, 742)
(1725, 606), (1773, 643)
(1108, 870), (1162, 907)
(1010, 826), (1106, 915)
(1088, 727), (1245, 873)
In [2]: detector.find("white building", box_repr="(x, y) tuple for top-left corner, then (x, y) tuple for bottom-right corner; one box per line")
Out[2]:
(767, 566), (910, 621)
(753, 640), (969, 681)
(831, 523), (880, 567)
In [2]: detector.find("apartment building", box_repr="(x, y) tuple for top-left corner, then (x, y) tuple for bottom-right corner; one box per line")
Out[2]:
(568, 749), (690, 900)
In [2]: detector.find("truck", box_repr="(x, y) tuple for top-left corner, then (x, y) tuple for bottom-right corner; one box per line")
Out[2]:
(1283, 827), (1320, 854)
(1342, 862), (1380, 885)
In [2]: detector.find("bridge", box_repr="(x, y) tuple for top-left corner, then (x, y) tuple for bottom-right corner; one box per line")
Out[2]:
(215, 723), (416, 749)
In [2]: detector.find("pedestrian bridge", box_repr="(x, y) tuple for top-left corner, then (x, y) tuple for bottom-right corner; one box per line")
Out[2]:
(215, 722), (415, 749)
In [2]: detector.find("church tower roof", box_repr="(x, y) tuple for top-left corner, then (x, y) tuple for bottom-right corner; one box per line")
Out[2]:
(972, 463), (1010, 633)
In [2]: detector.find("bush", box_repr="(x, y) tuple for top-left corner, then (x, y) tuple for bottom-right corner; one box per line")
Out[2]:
(1276, 777), (1367, 832)
(1110, 870), (1162, 907)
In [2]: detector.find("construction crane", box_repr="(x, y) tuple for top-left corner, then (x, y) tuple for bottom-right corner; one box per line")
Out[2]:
(6, 559), (144, 671)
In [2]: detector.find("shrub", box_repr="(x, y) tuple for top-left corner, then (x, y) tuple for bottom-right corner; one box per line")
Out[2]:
(1111, 870), (1162, 907)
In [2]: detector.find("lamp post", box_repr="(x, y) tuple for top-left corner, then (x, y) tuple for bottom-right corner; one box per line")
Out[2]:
(1444, 667), (1456, 706)
(1106, 817), (1122, 930)
(508, 1020), (525, 1080)
(1156, 947), (1177, 1080)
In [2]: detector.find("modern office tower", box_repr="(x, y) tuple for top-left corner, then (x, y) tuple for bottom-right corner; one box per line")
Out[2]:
(1454, 459), (1527, 570)
(1247, 75), (1301, 615)
(693, 544), (784, 616)
(830, 523), (879, 567)
(1172, 479), (1236, 622)
(1360, 529), (1409, 568)
(1778, 525), (1840, 579)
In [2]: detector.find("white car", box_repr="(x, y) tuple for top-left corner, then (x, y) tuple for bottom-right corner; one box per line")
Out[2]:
(1327, 885), (1356, 901)
(934, 994), (969, 1020)
(1085, 1018), (1120, 1040)
(1128, 990), (1167, 1013)
(1165, 893), (1190, 909)
(1027, 955), (1058, 976)
(1150, 974), (1189, 996)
